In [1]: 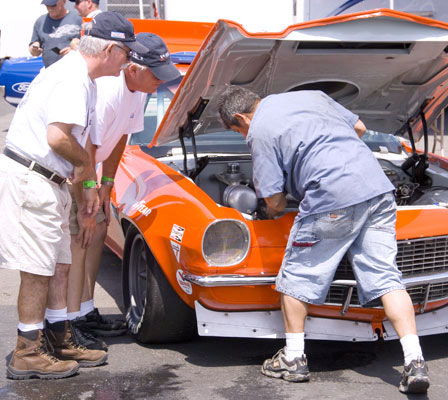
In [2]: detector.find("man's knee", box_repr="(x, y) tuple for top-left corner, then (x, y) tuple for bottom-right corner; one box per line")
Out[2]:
(20, 271), (51, 289)
(94, 221), (107, 242)
(51, 263), (71, 283)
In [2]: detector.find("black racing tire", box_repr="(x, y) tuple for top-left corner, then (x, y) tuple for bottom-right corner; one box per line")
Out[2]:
(122, 226), (197, 343)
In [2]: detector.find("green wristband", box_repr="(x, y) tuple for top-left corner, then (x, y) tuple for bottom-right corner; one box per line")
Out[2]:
(83, 180), (97, 189)
(101, 176), (114, 183)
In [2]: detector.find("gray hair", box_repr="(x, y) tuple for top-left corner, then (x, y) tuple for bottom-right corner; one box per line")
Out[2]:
(78, 35), (114, 57)
(218, 85), (261, 128)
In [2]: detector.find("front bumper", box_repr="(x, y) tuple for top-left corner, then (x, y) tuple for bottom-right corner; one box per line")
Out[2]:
(184, 271), (448, 314)
(184, 271), (448, 288)
(195, 300), (448, 341)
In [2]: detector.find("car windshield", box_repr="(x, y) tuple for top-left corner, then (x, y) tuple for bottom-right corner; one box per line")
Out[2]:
(130, 80), (403, 157)
(130, 77), (249, 158)
(361, 130), (403, 154)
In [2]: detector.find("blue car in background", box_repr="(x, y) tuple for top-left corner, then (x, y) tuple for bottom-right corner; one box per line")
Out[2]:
(0, 51), (194, 106)
(0, 56), (44, 106)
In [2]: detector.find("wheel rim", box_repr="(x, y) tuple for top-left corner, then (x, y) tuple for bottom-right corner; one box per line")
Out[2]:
(128, 234), (147, 323)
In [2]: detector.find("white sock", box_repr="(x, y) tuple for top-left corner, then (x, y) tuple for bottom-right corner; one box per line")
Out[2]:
(400, 334), (423, 365)
(67, 311), (81, 321)
(284, 332), (305, 361)
(18, 321), (44, 332)
(45, 307), (67, 324)
(80, 300), (95, 317)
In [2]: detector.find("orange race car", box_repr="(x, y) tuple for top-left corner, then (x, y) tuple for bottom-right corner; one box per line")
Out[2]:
(106, 9), (448, 344)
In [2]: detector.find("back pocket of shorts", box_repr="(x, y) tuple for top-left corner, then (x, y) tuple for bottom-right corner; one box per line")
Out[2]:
(314, 208), (354, 239)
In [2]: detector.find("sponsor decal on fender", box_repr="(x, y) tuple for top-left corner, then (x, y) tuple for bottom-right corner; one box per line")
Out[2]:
(171, 240), (180, 262)
(176, 269), (192, 295)
(130, 200), (151, 216)
(170, 224), (185, 243)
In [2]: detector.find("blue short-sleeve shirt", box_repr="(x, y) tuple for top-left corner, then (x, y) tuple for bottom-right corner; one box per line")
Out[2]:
(246, 91), (394, 218)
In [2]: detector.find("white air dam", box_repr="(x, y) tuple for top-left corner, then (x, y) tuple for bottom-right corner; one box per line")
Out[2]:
(195, 301), (378, 342)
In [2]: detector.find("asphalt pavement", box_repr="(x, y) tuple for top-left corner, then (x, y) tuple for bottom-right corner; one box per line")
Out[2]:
(1, 97), (448, 399)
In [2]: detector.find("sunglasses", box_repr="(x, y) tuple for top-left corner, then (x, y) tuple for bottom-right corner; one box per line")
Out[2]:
(112, 43), (131, 61)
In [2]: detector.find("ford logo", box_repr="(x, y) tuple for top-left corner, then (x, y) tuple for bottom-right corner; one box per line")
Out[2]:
(12, 82), (30, 94)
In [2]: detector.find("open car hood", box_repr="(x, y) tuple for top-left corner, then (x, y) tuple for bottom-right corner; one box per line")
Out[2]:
(151, 9), (448, 146)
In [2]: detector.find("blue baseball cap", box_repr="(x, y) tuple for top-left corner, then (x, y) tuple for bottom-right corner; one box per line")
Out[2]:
(84, 11), (148, 53)
(130, 33), (181, 82)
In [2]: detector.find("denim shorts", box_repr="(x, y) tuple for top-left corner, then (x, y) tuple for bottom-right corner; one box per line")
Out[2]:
(275, 192), (405, 306)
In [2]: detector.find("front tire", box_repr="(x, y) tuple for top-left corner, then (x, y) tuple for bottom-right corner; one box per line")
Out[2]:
(122, 227), (196, 343)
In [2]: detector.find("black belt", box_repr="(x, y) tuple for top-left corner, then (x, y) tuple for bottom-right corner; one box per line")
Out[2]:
(3, 147), (67, 186)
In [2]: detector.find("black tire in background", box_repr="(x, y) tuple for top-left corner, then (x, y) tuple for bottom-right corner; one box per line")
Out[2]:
(122, 226), (197, 343)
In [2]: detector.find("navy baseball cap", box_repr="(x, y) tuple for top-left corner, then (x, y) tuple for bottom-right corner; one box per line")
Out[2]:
(130, 33), (181, 82)
(84, 11), (148, 53)
(42, 0), (58, 5)
(69, 0), (100, 3)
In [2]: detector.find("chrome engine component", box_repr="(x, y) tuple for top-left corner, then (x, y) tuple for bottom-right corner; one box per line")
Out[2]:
(223, 184), (258, 214)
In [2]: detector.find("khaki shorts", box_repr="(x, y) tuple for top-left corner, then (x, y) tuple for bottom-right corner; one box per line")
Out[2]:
(68, 184), (106, 236)
(0, 155), (72, 276)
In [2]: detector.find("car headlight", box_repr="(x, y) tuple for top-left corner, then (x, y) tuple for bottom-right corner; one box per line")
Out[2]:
(202, 219), (250, 266)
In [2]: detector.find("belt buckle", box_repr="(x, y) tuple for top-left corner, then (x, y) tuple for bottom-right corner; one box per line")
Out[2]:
(49, 172), (66, 187)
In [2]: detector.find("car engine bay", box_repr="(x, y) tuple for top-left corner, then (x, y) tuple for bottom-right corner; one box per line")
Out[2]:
(165, 150), (448, 220)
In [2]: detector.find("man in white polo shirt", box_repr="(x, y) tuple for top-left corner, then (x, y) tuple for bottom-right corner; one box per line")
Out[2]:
(65, 33), (181, 346)
(0, 12), (147, 380)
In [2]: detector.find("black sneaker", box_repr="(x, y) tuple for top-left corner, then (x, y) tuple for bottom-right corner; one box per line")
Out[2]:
(80, 308), (127, 337)
(399, 356), (430, 394)
(261, 347), (310, 382)
(70, 318), (108, 351)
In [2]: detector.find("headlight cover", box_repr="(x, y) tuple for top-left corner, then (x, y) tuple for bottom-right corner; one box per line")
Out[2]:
(202, 219), (250, 266)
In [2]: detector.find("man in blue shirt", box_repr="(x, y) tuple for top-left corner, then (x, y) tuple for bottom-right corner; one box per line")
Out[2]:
(218, 86), (429, 394)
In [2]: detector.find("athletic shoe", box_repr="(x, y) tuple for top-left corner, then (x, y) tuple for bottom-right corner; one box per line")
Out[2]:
(79, 308), (127, 337)
(399, 356), (430, 394)
(71, 317), (108, 351)
(261, 347), (310, 382)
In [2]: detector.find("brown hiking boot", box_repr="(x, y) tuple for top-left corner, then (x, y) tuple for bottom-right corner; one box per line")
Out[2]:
(7, 329), (79, 380)
(46, 320), (108, 368)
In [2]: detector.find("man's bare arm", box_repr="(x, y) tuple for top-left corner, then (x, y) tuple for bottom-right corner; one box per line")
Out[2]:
(102, 135), (127, 179)
(265, 192), (287, 218)
(354, 119), (367, 138)
(47, 122), (91, 183)
(100, 135), (127, 225)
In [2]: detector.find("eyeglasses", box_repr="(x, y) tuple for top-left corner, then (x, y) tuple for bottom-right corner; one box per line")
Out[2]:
(113, 43), (131, 61)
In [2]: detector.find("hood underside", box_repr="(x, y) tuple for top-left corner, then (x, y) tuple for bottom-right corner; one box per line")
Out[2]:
(152, 9), (448, 146)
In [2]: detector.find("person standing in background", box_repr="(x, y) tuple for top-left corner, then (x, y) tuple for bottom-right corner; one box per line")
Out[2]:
(29, 0), (82, 67)
(69, 0), (102, 50)
(71, 0), (102, 18)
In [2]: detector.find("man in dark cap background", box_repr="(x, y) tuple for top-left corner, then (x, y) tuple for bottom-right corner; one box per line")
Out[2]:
(1, 11), (147, 380)
(69, 0), (102, 50)
(66, 32), (181, 347)
(71, 0), (102, 18)
(29, 0), (82, 67)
